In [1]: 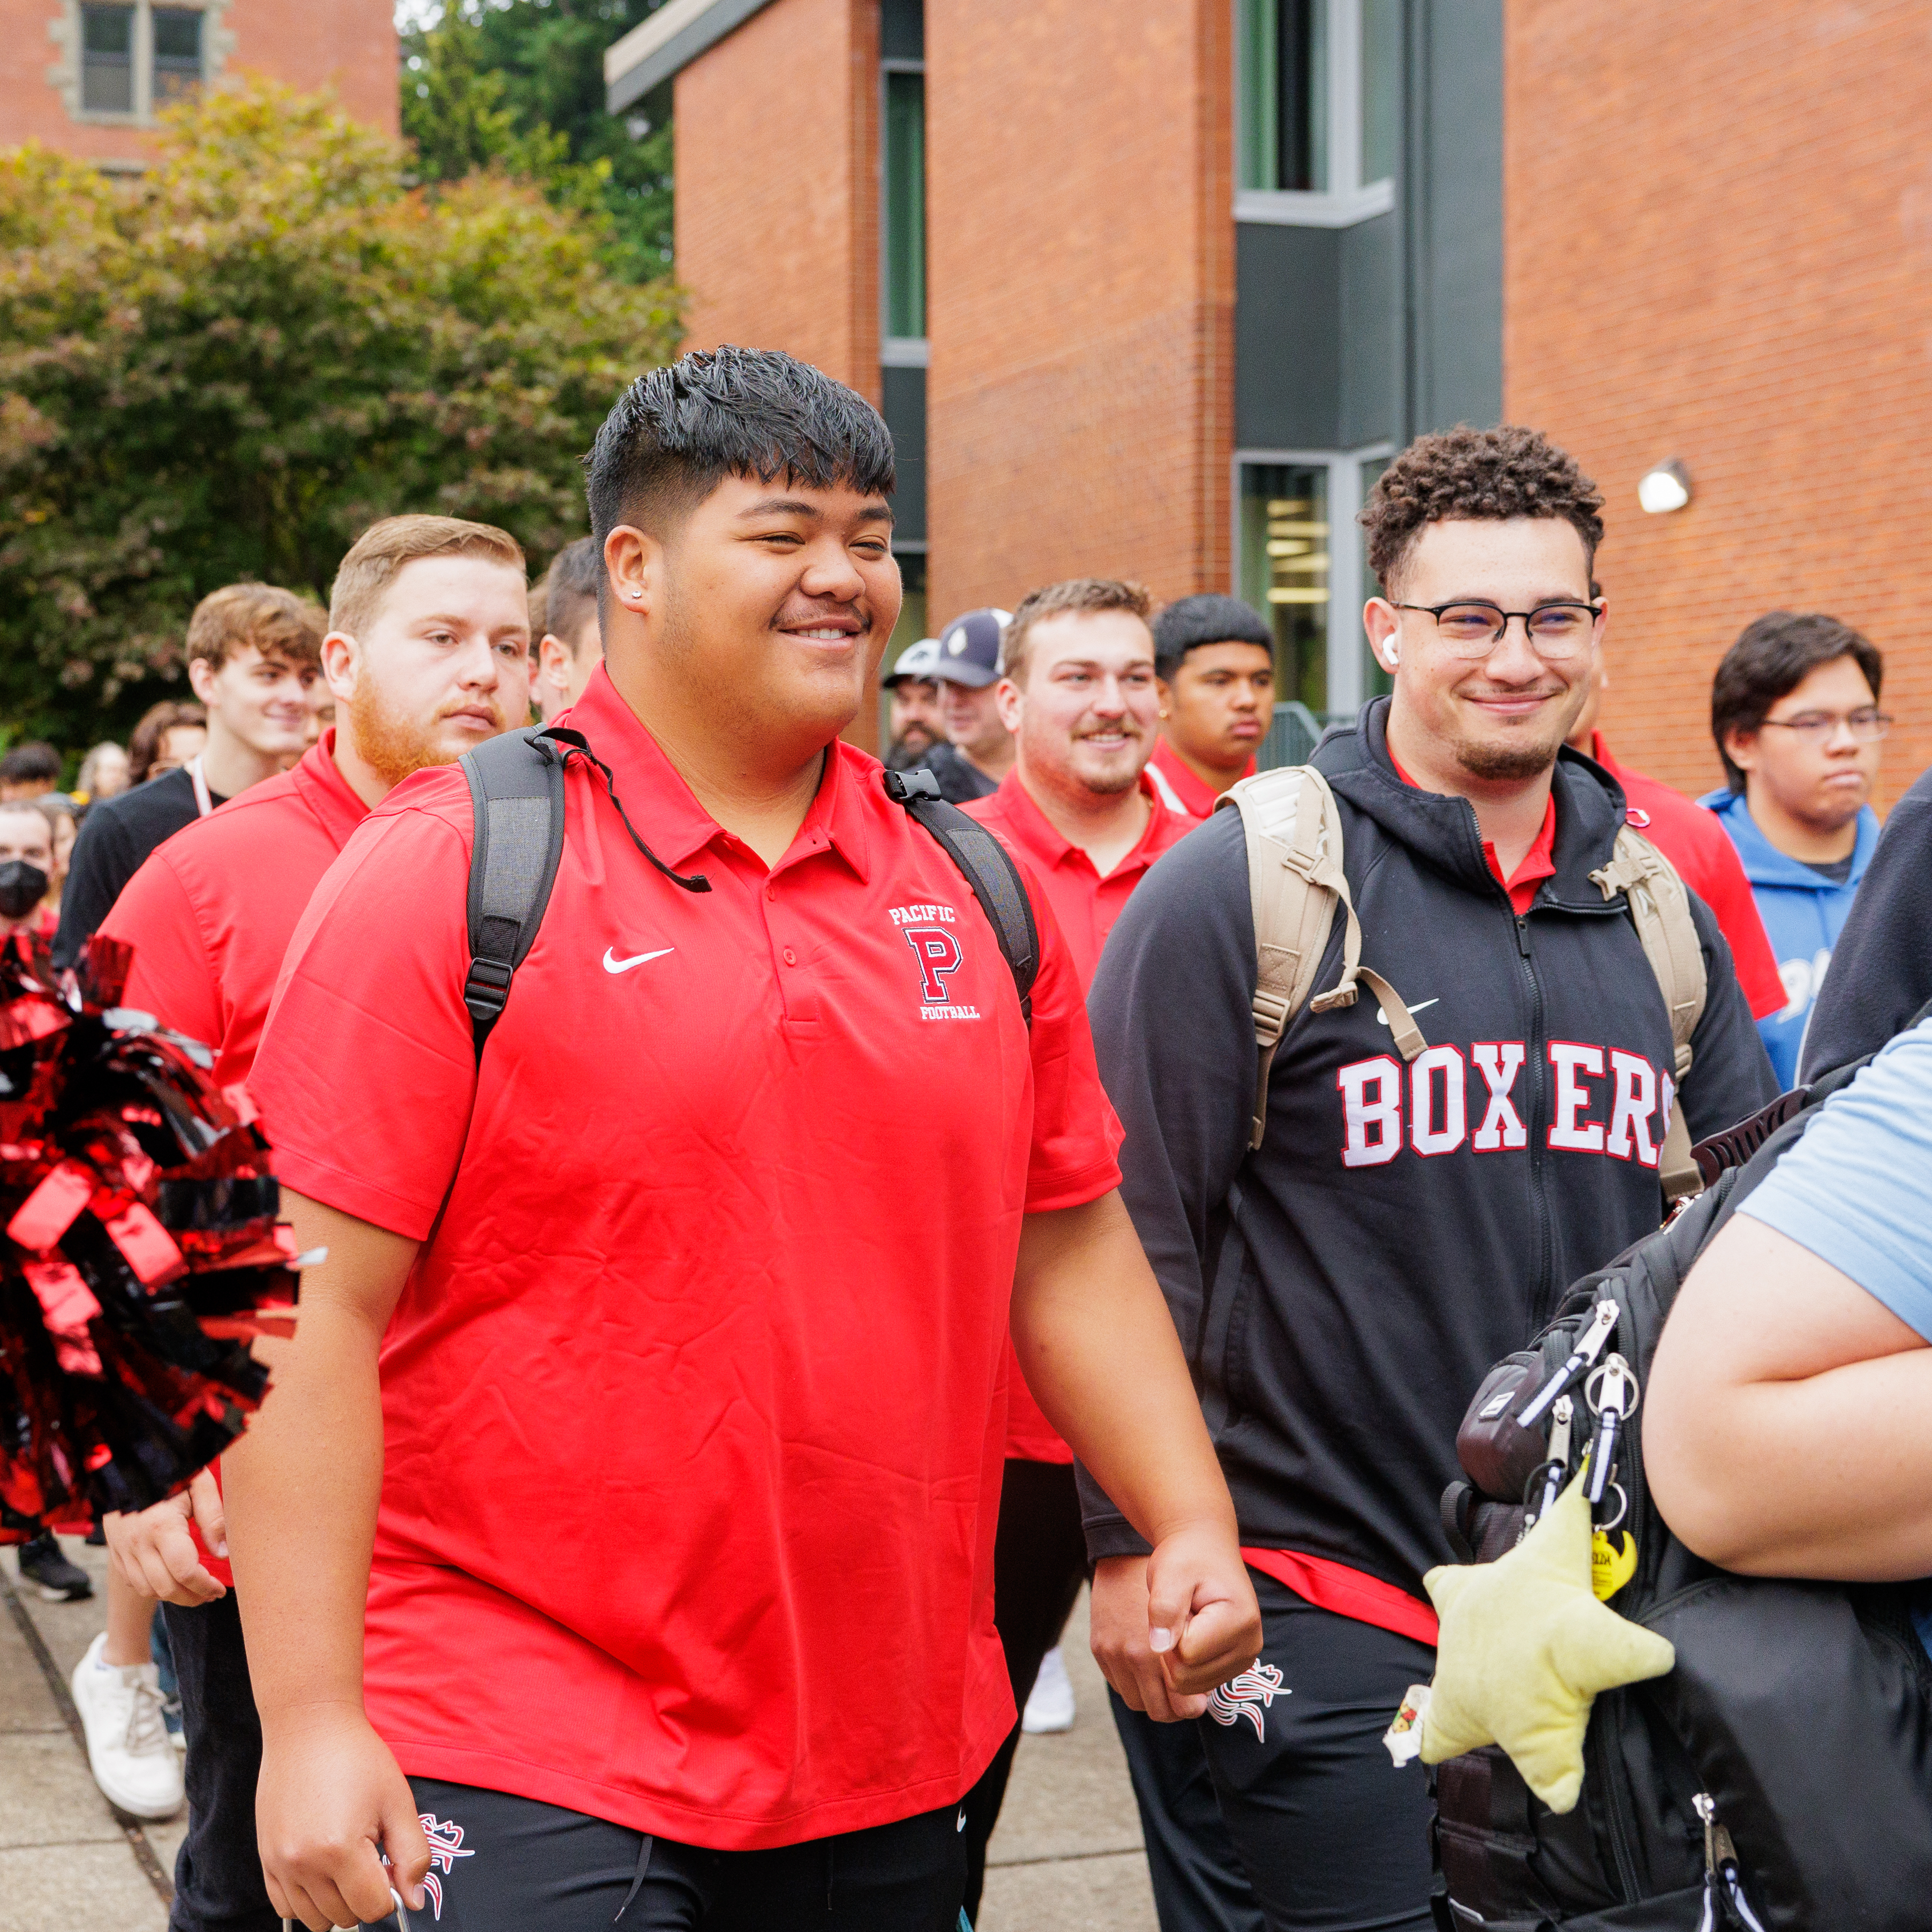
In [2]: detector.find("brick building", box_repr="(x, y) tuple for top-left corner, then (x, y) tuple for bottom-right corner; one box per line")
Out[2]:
(615, 0), (1924, 800)
(1, 0), (397, 169)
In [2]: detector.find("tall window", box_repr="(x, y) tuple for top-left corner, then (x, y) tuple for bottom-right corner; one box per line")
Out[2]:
(883, 69), (926, 344)
(1238, 448), (1391, 718)
(152, 6), (204, 103)
(81, 4), (135, 114)
(1240, 464), (1332, 713)
(1238, 0), (1399, 212)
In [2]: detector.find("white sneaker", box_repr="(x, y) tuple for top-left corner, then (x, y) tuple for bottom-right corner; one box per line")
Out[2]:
(1022, 1644), (1076, 1734)
(69, 1631), (185, 1819)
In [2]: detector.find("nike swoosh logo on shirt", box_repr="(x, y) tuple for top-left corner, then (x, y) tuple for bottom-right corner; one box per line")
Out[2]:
(1375, 997), (1440, 1027)
(602, 946), (674, 974)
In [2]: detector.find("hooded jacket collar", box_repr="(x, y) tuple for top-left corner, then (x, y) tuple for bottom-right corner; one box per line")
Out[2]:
(1695, 785), (1880, 893)
(1314, 697), (1630, 914)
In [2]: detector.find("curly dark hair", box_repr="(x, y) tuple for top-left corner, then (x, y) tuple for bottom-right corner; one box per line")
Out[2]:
(1360, 425), (1605, 592)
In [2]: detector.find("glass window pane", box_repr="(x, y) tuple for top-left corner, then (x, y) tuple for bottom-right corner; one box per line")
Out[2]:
(1360, 0), (1400, 186)
(1238, 0), (1279, 191)
(1241, 0), (1325, 192)
(82, 3), (132, 52)
(1285, 0), (1327, 193)
(80, 3), (134, 114)
(1242, 463), (1330, 715)
(153, 7), (204, 103)
(884, 70), (926, 341)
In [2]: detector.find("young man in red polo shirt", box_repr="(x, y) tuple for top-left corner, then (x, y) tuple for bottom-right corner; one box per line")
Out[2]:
(226, 347), (1260, 1932)
(95, 513), (531, 1932)
(1146, 595), (1277, 819)
(953, 575), (1197, 1910)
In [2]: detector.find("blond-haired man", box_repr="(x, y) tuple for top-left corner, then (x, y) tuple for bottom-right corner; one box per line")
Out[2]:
(92, 514), (529, 1932)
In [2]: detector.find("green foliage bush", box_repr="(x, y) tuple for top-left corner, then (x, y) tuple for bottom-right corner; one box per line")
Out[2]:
(0, 79), (678, 746)
(401, 0), (674, 282)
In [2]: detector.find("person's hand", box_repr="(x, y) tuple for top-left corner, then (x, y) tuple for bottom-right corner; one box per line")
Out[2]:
(1092, 1526), (1262, 1721)
(257, 1706), (429, 1931)
(103, 1470), (229, 1606)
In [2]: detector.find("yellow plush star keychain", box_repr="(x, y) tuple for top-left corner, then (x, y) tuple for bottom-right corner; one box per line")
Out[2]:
(1405, 1475), (1675, 1813)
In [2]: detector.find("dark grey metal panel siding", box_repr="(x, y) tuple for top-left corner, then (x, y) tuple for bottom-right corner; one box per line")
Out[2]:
(882, 363), (927, 544)
(1339, 211), (1399, 449)
(1404, 0), (1502, 433)
(1235, 223), (1340, 449)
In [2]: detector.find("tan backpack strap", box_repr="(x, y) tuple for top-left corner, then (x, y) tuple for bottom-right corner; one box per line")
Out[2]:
(1591, 827), (1709, 1199)
(1220, 768), (1427, 1150)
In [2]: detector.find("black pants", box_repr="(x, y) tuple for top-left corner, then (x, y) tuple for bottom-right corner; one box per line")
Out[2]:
(957, 1458), (1089, 1923)
(1109, 1693), (1265, 1932)
(164, 1592), (278, 1932)
(399, 1778), (966, 1930)
(1189, 1577), (1435, 1932)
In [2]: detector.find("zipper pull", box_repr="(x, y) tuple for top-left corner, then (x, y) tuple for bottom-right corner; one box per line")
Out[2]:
(1514, 914), (1532, 957)
(1518, 1299), (1620, 1429)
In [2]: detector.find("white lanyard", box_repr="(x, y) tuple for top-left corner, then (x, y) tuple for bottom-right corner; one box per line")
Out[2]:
(186, 757), (214, 820)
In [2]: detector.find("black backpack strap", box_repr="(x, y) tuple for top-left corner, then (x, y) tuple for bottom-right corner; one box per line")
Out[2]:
(882, 768), (1039, 1024)
(460, 726), (568, 1063)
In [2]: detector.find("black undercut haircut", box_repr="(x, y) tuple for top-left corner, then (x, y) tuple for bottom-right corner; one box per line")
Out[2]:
(584, 347), (897, 565)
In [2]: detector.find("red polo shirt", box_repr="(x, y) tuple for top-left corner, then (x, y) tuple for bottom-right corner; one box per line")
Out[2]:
(99, 734), (371, 1585)
(965, 769), (1197, 1461)
(1147, 737), (1250, 821)
(1589, 735), (1784, 1021)
(247, 667), (1123, 1850)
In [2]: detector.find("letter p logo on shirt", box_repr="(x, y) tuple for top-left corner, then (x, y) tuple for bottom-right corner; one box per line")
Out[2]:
(904, 926), (964, 1004)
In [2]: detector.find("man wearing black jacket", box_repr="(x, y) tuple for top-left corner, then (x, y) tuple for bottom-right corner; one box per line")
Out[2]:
(1082, 425), (1778, 1931)
(1798, 760), (1932, 1078)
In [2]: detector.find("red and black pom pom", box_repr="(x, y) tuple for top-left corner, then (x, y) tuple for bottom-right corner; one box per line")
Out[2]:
(0, 931), (300, 1538)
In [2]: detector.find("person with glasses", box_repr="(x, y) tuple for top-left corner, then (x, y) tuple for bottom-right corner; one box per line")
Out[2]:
(1082, 424), (1776, 1931)
(1701, 612), (1888, 1087)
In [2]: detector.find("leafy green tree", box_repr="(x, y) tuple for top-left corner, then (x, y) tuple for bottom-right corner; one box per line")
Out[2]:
(401, 1), (673, 281)
(0, 79), (677, 747)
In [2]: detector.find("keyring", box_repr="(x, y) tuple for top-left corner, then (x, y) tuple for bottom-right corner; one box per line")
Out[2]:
(1593, 1480), (1628, 1532)
(1584, 1359), (1640, 1418)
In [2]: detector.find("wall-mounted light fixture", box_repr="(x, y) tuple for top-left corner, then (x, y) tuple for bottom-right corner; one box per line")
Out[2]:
(1637, 459), (1693, 515)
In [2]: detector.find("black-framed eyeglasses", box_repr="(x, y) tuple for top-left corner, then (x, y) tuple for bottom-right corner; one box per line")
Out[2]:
(1394, 599), (1603, 661)
(1757, 708), (1892, 747)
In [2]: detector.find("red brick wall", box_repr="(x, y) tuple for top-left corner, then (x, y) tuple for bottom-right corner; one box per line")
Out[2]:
(1506, 0), (1932, 811)
(924, 0), (1232, 623)
(0, 0), (396, 166)
(673, 0), (881, 402)
(229, 0), (397, 134)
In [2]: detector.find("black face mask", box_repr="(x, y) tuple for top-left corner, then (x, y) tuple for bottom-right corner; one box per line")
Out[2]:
(0, 861), (48, 922)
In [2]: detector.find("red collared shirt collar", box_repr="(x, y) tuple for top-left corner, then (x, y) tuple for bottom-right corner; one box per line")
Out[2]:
(1388, 745), (1557, 908)
(559, 663), (872, 882)
(1147, 737), (1249, 820)
(298, 730), (374, 850)
(980, 768), (1185, 877)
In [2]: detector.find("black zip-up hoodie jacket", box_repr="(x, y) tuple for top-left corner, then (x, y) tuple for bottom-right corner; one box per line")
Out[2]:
(1079, 699), (1779, 1599)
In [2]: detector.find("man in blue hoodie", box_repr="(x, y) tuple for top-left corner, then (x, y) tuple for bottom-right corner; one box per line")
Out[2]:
(1703, 610), (1888, 1087)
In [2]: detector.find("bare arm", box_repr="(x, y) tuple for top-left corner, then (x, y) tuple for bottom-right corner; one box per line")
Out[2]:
(1012, 1191), (1260, 1716)
(222, 1189), (431, 1930)
(1645, 1213), (1932, 1579)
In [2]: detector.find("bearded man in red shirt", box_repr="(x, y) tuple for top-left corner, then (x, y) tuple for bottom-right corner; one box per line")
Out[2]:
(226, 349), (1261, 1932)
(95, 513), (532, 1932)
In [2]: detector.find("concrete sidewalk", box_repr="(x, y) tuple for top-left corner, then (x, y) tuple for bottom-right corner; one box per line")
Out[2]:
(1, 1539), (1155, 1932)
